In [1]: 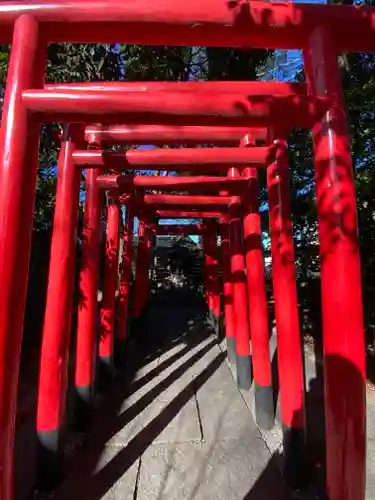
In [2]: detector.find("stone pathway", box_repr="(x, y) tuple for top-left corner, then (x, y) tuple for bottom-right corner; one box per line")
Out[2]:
(52, 300), (292, 500)
(20, 291), (375, 500)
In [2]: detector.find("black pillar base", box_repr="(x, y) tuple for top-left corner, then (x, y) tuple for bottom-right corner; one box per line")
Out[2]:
(114, 337), (128, 370)
(130, 315), (142, 335)
(96, 356), (115, 393)
(226, 336), (236, 365)
(207, 309), (214, 329)
(130, 309), (148, 336)
(236, 353), (252, 391)
(36, 428), (64, 491)
(254, 383), (275, 430)
(212, 314), (221, 340)
(282, 425), (308, 489)
(73, 384), (95, 432)
(218, 315), (225, 341)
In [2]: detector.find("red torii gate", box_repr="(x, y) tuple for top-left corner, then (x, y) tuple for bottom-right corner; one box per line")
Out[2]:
(73, 144), (279, 172)
(0, 2), (369, 500)
(156, 210), (223, 218)
(0, 1), (372, 51)
(96, 174), (250, 193)
(84, 124), (268, 145)
(154, 224), (203, 236)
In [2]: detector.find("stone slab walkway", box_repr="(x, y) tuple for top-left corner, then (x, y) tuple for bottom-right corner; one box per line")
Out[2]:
(52, 301), (292, 500)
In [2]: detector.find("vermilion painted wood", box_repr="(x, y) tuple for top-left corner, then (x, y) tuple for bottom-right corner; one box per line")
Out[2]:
(75, 143), (102, 403)
(227, 168), (251, 390)
(137, 194), (232, 207)
(202, 230), (210, 310)
(37, 125), (84, 449)
(0, 2), (369, 499)
(117, 203), (134, 341)
(96, 174), (249, 193)
(267, 130), (306, 484)
(84, 125), (268, 146)
(156, 211), (223, 219)
(22, 89), (328, 127)
(0, 16), (45, 500)
(155, 224), (203, 235)
(155, 231), (199, 238)
(203, 220), (221, 321)
(99, 202), (120, 363)
(241, 144), (271, 386)
(133, 216), (151, 319)
(202, 224), (220, 327)
(141, 221), (154, 311)
(133, 194), (232, 214)
(137, 203), (228, 213)
(219, 213), (236, 362)
(48, 81), (305, 94)
(240, 135), (273, 429)
(0, 1), (373, 52)
(74, 146), (277, 172)
(305, 27), (366, 500)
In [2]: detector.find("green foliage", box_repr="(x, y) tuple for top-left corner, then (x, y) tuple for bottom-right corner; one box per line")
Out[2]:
(206, 47), (270, 81)
(46, 43), (121, 83)
(0, 43), (271, 229)
(0, 43), (123, 229)
(283, 46), (375, 343)
(119, 45), (196, 81)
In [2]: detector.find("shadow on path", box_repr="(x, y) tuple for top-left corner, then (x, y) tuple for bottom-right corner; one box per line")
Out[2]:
(33, 286), (333, 500)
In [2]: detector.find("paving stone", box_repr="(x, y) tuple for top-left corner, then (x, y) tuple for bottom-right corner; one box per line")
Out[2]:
(156, 335), (218, 381)
(185, 342), (225, 380)
(143, 350), (223, 406)
(232, 374), (283, 454)
(94, 445), (140, 500)
(367, 400), (375, 499)
(156, 341), (188, 366)
(123, 339), (215, 414)
(55, 444), (140, 500)
(152, 399), (202, 445)
(118, 340), (216, 414)
(195, 362), (259, 443)
(223, 334), (283, 455)
(367, 391), (375, 441)
(48, 298), (375, 500)
(106, 387), (201, 447)
(131, 356), (161, 382)
(118, 339), (221, 421)
(89, 347), (206, 450)
(304, 346), (318, 387)
(146, 344), (219, 402)
(137, 439), (291, 500)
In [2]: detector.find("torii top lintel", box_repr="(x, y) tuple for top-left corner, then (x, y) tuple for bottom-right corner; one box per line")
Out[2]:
(0, 1), (374, 52)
